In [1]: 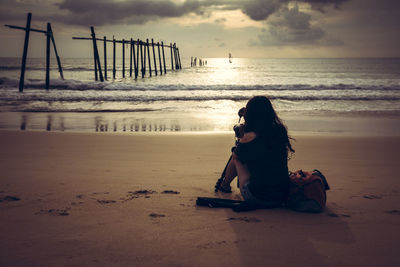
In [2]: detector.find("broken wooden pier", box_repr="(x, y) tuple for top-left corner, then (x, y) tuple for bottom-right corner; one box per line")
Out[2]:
(4, 12), (64, 92)
(73, 27), (182, 81)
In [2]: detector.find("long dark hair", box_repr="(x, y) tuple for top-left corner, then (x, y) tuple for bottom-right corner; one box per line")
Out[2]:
(244, 96), (294, 155)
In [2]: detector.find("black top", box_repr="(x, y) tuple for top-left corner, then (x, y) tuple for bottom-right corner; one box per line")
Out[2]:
(234, 135), (289, 202)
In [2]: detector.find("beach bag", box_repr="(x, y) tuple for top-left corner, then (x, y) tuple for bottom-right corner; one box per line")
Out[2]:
(286, 169), (330, 213)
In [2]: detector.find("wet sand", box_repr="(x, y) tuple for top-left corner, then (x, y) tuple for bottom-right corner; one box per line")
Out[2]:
(0, 131), (399, 266)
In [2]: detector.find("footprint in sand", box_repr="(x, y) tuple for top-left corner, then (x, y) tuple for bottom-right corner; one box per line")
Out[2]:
(327, 212), (351, 218)
(385, 210), (400, 215)
(122, 190), (156, 201)
(97, 200), (116, 204)
(91, 192), (110, 195)
(0, 195), (21, 202)
(227, 217), (261, 223)
(161, 190), (180, 194)
(196, 240), (228, 249)
(149, 213), (166, 218)
(36, 208), (70, 216)
(363, 194), (382, 200)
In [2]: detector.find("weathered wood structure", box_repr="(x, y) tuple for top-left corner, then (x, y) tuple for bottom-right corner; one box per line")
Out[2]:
(73, 27), (182, 81)
(4, 13), (64, 92)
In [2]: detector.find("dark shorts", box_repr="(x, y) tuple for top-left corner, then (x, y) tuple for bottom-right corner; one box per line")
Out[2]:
(240, 182), (282, 207)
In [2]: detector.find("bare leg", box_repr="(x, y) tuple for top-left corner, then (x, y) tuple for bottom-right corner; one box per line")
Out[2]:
(221, 156), (237, 188)
(232, 154), (251, 190)
(221, 152), (251, 190)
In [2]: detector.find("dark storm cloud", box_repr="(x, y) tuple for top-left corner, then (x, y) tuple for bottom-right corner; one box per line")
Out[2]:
(251, 5), (332, 46)
(249, 1), (350, 46)
(302, 0), (349, 12)
(240, 0), (349, 21)
(52, 0), (350, 26)
(0, 0), (350, 26)
(54, 0), (206, 26)
(0, 0), (351, 46)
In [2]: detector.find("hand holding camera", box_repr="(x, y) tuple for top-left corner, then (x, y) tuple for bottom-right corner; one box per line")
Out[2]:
(233, 107), (246, 138)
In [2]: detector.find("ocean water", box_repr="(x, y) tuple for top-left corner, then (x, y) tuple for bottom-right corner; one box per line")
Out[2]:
(0, 57), (399, 135)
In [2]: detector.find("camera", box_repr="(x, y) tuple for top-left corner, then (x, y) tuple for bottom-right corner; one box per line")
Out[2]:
(233, 124), (245, 138)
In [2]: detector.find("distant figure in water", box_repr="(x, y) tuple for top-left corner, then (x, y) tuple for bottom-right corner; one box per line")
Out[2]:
(216, 95), (295, 206)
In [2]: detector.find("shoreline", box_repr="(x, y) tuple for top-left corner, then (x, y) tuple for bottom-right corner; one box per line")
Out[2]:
(1, 130), (399, 266)
(1, 111), (399, 137)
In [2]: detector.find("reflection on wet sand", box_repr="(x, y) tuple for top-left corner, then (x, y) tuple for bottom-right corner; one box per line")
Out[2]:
(20, 115), (27, 130)
(17, 114), (211, 133)
(94, 117), (180, 132)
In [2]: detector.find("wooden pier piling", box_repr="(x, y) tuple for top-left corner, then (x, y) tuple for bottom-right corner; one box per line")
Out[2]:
(170, 43), (174, 71)
(157, 42), (162, 75)
(140, 41), (144, 78)
(162, 41), (166, 74)
(122, 39), (125, 78)
(129, 38), (133, 77)
(90, 26), (103, 82)
(45, 23), (50, 90)
(104, 36), (107, 80)
(71, 27), (183, 80)
(152, 39), (157, 76)
(174, 43), (179, 70)
(6, 13), (64, 91)
(113, 37), (116, 79)
(146, 39), (152, 77)
(177, 48), (182, 70)
(143, 41), (147, 76)
(49, 23), (64, 80)
(136, 39), (140, 78)
(19, 13), (32, 92)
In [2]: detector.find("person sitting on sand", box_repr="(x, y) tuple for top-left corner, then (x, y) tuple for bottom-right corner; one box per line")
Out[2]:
(216, 95), (295, 206)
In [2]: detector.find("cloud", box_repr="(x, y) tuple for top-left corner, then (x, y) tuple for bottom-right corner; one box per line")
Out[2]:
(241, 0), (284, 21)
(1, 0), (350, 27)
(51, 0), (351, 26)
(54, 0), (206, 26)
(253, 5), (340, 46)
(302, 0), (350, 12)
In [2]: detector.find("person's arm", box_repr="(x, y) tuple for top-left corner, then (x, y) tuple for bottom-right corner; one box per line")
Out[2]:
(238, 132), (256, 144)
(234, 132), (259, 163)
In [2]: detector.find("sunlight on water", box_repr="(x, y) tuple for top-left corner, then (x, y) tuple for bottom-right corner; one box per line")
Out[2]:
(0, 57), (400, 134)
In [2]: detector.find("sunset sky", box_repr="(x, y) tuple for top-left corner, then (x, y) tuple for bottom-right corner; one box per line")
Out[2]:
(0, 0), (399, 58)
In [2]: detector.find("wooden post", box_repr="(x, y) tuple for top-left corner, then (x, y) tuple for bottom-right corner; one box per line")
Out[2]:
(177, 48), (182, 70)
(122, 39), (125, 78)
(113, 37), (116, 79)
(103, 36), (107, 80)
(129, 38), (132, 77)
(143, 41), (146, 76)
(146, 39), (151, 77)
(19, 13), (32, 92)
(174, 43), (179, 70)
(90, 26), (103, 82)
(140, 40), (144, 78)
(170, 43), (174, 71)
(152, 39), (157, 76)
(136, 39), (140, 78)
(48, 24), (64, 80)
(157, 42), (162, 75)
(45, 23), (50, 90)
(161, 41), (166, 74)
(132, 39), (137, 79)
(93, 37), (98, 80)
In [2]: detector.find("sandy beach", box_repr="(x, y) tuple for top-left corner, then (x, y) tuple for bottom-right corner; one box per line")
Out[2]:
(0, 130), (399, 266)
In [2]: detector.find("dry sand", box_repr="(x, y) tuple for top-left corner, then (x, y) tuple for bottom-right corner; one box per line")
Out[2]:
(0, 130), (399, 266)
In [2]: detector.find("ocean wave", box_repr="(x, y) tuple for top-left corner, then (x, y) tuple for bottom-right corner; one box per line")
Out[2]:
(1, 76), (400, 92)
(1, 95), (399, 102)
(18, 108), (159, 113)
